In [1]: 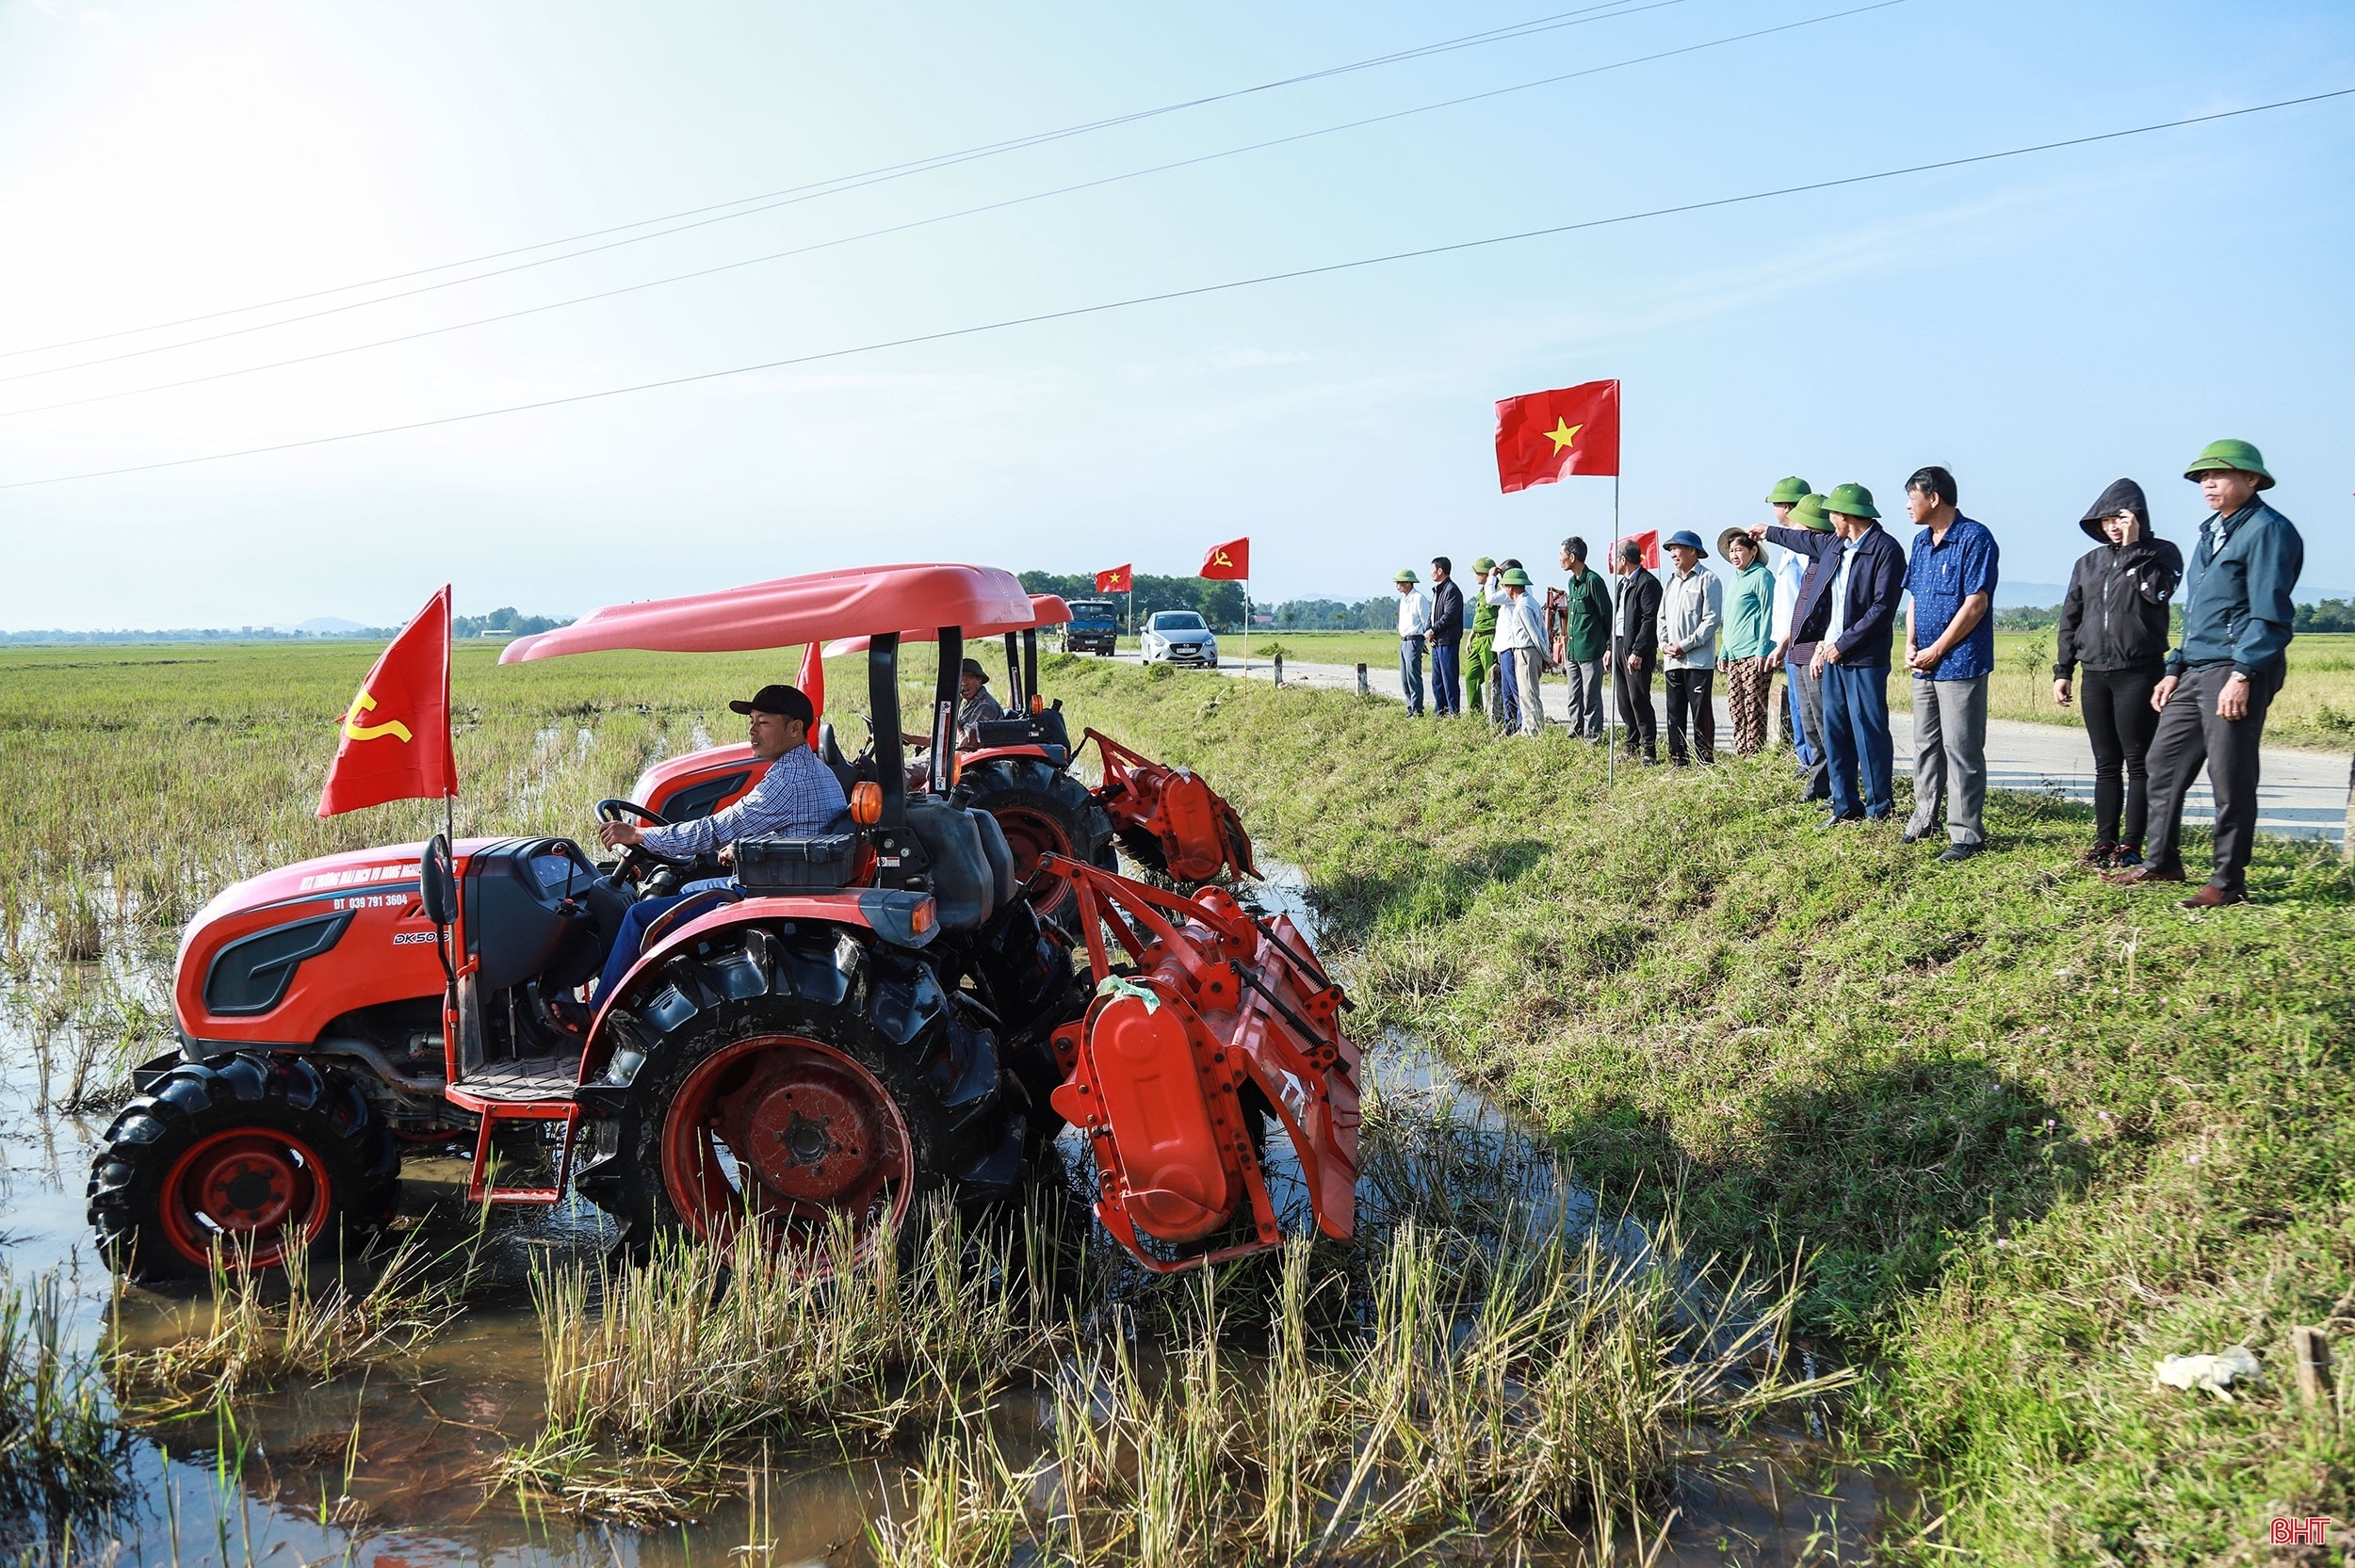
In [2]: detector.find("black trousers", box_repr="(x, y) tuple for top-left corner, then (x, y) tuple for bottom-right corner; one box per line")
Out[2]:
(2144, 659), (2285, 892)
(1662, 667), (1715, 764)
(2080, 661), (2163, 849)
(1615, 655), (1657, 758)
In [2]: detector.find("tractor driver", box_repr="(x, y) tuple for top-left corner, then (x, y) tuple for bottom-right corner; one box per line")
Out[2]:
(586, 683), (847, 1006)
(955, 656), (1004, 746)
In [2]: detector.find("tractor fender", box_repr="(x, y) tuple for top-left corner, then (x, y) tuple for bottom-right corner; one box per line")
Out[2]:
(578, 891), (934, 1089)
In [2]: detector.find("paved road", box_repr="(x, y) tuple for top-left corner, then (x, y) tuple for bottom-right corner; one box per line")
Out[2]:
(1115, 651), (2353, 847)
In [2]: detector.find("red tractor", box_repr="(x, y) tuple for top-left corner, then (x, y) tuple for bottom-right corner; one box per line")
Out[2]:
(89, 565), (1356, 1282)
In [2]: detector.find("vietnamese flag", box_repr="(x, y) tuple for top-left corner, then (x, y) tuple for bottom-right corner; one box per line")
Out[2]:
(797, 641), (826, 752)
(1096, 564), (1132, 594)
(1200, 539), (1249, 581)
(1494, 380), (1620, 493)
(1620, 530), (1661, 571)
(317, 587), (456, 817)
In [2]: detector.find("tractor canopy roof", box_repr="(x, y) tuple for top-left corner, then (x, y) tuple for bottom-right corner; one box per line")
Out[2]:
(498, 563), (1032, 663)
(820, 593), (1070, 658)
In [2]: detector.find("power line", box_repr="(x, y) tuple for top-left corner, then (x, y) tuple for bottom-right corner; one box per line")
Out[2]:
(7, 87), (2344, 494)
(0, 0), (1906, 422)
(0, 0), (1674, 364)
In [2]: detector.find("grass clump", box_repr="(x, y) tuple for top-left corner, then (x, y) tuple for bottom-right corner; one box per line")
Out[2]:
(1038, 655), (2355, 1560)
(0, 1273), (124, 1539)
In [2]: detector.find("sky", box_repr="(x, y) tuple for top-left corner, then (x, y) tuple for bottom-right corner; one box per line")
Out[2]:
(1, 0), (2350, 629)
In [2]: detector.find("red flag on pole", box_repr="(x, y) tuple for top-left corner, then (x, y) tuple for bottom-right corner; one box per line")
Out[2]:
(1622, 530), (1661, 570)
(1095, 564), (1132, 593)
(796, 641), (826, 751)
(317, 587), (456, 817)
(1199, 539), (1249, 581)
(1493, 380), (1620, 493)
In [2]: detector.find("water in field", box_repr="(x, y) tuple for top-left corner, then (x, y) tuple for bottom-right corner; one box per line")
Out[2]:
(0, 863), (1919, 1566)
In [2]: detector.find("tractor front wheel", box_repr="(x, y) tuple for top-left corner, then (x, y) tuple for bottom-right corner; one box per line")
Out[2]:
(953, 758), (1114, 934)
(87, 1053), (400, 1283)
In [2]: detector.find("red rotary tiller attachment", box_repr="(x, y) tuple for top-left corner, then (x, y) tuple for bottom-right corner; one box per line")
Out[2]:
(1081, 728), (1259, 886)
(1034, 855), (1358, 1272)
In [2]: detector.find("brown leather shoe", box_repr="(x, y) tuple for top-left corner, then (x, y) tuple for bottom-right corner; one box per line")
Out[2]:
(2178, 884), (2249, 909)
(2103, 864), (2184, 885)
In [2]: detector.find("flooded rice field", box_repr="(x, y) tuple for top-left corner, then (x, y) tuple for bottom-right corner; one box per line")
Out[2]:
(0, 865), (1919, 1565)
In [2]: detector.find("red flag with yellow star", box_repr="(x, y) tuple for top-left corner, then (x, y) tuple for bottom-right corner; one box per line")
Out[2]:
(317, 587), (456, 817)
(1494, 380), (1619, 492)
(1095, 564), (1132, 593)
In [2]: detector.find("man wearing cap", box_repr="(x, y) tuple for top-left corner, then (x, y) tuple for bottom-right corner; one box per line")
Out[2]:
(1900, 466), (2000, 862)
(1807, 484), (1907, 825)
(1428, 558), (1466, 718)
(1394, 568), (1432, 718)
(1656, 530), (1723, 765)
(1556, 537), (1614, 739)
(1719, 528), (1777, 755)
(1764, 477), (1814, 756)
(2115, 440), (2303, 908)
(955, 656), (1005, 746)
(590, 683), (850, 1002)
(1490, 566), (1549, 736)
(1756, 493), (1840, 801)
(1466, 557), (1502, 720)
(1612, 539), (1663, 762)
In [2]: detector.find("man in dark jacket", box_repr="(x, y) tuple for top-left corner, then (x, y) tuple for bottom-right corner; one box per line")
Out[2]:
(1754, 492), (1843, 803)
(1427, 558), (1466, 718)
(1557, 536), (1614, 739)
(1611, 539), (1663, 762)
(2113, 440), (2302, 907)
(2053, 478), (2183, 868)
(1808, 483), (1907, 825)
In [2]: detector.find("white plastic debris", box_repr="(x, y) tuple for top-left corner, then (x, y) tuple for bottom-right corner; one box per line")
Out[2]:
(2152, 1346), (2263, 1401)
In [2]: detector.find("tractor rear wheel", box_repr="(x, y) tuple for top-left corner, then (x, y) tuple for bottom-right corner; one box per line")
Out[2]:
(953, 758), (1114, 934)
(87, 1053), (400, 1283)
(576, 927), (1023, 1258)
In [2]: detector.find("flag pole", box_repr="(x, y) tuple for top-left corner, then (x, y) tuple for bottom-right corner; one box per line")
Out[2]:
(1607, 472), (1619, 786)
(1242, 581), (1250, 674)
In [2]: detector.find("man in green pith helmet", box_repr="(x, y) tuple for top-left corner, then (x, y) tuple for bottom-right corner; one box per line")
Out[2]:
(1466, 556), (1502, 720)
(2110, 440), (2303, 908)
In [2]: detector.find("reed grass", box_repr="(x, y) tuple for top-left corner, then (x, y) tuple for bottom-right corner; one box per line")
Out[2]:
(0, 1272), (124, 1537)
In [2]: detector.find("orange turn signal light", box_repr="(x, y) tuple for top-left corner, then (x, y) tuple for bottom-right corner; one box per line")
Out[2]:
(910, 897), (937, 935)
(850, 781), (883, 826)
(1029, 693), (1045, 715)
(949, 752), (963, 787)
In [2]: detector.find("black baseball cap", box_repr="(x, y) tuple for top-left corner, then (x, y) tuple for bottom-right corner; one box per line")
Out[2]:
(728, 684), (815, 722)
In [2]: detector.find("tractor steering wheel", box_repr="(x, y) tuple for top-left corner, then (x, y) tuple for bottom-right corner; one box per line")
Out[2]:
(594, 799), (671, 885)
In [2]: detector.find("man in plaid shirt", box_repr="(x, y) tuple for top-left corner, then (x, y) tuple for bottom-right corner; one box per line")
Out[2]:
(589, 683), (846, 1003)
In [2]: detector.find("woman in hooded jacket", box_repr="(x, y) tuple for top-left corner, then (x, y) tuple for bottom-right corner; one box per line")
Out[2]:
(2053, 478), (2184, 869)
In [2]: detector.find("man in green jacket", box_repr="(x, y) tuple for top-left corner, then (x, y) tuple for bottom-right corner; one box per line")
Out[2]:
(1466, 556), (1502, 722)
(1555, 536), (1613, 739)
(2111, 439), (2303, 908)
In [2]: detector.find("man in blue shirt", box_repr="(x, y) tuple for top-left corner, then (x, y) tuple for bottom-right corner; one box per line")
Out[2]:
(1899, 466), (1999, 862)
(2112, 440), (2303, 907)
(1809, 483), (1908, 825)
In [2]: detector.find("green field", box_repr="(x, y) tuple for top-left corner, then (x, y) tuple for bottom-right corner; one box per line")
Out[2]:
(4, 641), (2349, 1562)
(1240, 628), (2355, 752)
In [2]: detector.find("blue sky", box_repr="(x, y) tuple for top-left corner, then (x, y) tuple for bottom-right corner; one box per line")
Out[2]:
(1, 0), (2348, 627)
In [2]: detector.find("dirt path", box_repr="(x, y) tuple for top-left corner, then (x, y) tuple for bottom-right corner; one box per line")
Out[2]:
(1113, 652), (2353, 848)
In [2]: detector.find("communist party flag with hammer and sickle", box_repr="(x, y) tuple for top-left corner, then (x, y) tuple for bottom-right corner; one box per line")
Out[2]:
(317, 585), (457, 817)
(1199, 539), (1249, 581)
(1493, 379), (1620, 493)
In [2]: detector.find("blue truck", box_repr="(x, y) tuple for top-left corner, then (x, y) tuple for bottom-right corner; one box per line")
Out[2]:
(1064, 600), (1119, 655)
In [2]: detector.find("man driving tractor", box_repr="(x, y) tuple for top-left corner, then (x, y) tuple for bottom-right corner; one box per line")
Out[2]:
(956, 656), (1004, 745)
(589, 682), (847, 1004)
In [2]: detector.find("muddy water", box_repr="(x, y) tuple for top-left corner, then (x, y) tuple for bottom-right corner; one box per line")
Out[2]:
(0, 864), (1920, 1565)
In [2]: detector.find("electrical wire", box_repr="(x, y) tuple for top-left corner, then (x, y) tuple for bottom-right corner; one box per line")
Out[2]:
(0, 0), (1906, 421)
(5, 87), (2344, 493)
(0, 0), (1677, 364)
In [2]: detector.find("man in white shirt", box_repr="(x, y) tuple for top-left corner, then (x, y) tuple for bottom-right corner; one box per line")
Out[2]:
(1489, 567), (1549, 736)
(1655, 530), (1724, 765)
(1393, 568), (1431, 718)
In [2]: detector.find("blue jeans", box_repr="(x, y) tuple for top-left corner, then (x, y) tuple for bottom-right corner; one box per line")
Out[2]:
(1429, 638), (1462, 715)
(1399, 637), (1427, 716)
(1786, 655), (1816, 765)
(591, 879), (736, 1003)
(1821, 662), (1893, 819)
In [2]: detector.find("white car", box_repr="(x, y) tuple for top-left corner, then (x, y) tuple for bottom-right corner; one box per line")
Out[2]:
(1139, 610), (1219, 668)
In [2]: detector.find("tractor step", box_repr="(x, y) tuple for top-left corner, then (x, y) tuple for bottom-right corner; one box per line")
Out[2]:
(446, 1051), (582, 1105)
(444, 1051), (584, 1205)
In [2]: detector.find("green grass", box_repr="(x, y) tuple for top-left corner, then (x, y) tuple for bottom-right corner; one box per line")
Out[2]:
(1038, 653), (2355, 1565)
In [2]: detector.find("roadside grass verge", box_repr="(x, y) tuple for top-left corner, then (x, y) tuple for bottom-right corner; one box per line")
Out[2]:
(1043, 653), (2355, 1563)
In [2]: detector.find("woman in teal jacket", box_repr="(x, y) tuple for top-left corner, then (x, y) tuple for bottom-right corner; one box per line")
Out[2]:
(1718, 527), (1778, 754)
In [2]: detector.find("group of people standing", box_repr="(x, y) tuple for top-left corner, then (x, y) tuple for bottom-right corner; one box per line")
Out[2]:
(1385, 437), (2304, 906)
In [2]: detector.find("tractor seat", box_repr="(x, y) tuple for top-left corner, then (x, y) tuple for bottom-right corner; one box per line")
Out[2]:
(901, 799), (998, 932)
(816, 720), (860, 800)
